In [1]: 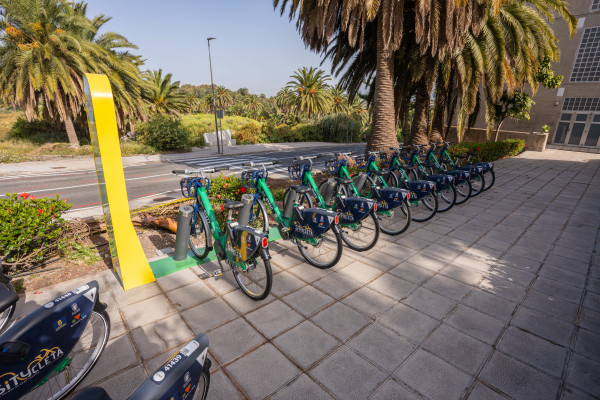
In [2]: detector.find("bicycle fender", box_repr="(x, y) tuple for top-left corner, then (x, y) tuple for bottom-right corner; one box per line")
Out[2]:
(406, 181), (436, 200)
(232, 226), (267, 263)
(334, 197), (376, 224)
(0, 281), (100, 399)
(445, 170), (469, 183)
(374, 188), (408, 211)
(290, 208), (337, 240)
(426, 174), (455, 191)
(129, 333), (210, 400)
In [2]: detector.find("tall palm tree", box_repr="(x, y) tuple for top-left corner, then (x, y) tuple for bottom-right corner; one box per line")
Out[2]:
(214, 85), (233, 112)
(330, 85), (348, 115)
(142, 69), (186, 115)
(244, 94), (263, 118)
(275, 87), (295, 117)
(286, 66), (331, 118)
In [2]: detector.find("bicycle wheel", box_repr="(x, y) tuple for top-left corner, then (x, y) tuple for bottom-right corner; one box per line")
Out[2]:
(469, 172), (485, 197)
(190, 207), (211, 259)
(340, 210), (380, 251)
(436, 183), (456, 213)
(297, 228), (343, 268)
(230, 247), (272, 300)
(192, 366), (211, 400)
(248, 198), (269, 233)
(0, 282), (15, 333)
(283, 187), (314, 209)
(23, 306), (110, 400)
(410, 192), (438, 222)
(454, 178), (472, 205)
(483, 168), (495, 191)
(379, 199), (411, 235)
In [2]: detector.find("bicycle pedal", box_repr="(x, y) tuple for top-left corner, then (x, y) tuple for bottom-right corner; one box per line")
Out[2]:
(212, 269), (223, 277)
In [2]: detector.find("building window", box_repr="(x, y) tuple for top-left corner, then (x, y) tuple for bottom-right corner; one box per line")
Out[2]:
(562, 97), (600, 111)
(570, 26), (600, 82)
(592, 0), (600, 11)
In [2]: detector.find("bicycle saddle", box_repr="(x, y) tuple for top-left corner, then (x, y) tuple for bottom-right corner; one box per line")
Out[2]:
(223, 201), (244, 210)
(291, 185), (312, 194)
(0, 282), (17, 313)
(398, 164), (413, 171)
(72, 387), (111, 400)
(334, 177), (353, 185)
(370, 169), (390, 176)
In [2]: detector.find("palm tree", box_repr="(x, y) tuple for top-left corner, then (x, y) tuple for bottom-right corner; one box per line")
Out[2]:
(275, 87), (295, 117)
(330, 85), (348, 115)
(214, 86), (233, 112)
(142, 69), (186, 115)
(286, 66), (331, 118)
(244, 94), (263, 117)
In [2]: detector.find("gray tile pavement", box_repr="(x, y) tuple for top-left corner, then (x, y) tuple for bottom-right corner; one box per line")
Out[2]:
(9, 148), (600, 399)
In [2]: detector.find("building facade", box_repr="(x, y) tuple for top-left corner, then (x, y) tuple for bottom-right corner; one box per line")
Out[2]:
(487, 0), (600, 149)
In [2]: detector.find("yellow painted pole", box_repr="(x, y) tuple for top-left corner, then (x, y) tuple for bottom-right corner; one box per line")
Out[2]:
(83, 73), (155, 290)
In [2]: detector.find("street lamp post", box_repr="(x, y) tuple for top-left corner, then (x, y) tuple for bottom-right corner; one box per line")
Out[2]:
(207, 37), (221, 154)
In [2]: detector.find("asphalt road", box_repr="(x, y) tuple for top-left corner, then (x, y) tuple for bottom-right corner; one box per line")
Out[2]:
(0, 144), (365, 218)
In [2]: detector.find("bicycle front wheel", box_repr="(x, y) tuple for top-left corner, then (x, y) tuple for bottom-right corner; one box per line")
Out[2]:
(231, 249), (272, 300)
(379, 199), (411, 235)
(24, 306), (110, 400)
(297, 228), (343, 269)
(436, 183), (456, 213)
(470, 172), (485, 197)
(248, 198), (269, 234)
(190, 208), (211, 259)
(0, 282), (16, 333)
(410, 192), (438, 222)
(340, 210), (380, 251)
(454, 178), (472, 205)
(192, 366), (211, 400)
(483, 168), (495, 191)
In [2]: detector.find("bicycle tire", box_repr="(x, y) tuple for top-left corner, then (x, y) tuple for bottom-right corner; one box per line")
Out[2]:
(437, 183), (457, 213)
(297, 228), (343, 269)
(470, 172), (485, 197)
(25, 306), (111, 400)
(248, 198), (269, 234)
(340, 209), (380, 251)
(231, 248), (272, 300)
(192, 365), (211, 400)
(483, 168), (495, 191)
(454, 178), (472, 205)
(410, 191), (438, 222)
(379, 199), (411, 235)
(0, 282), (16, 333)
(189, 208), (211, 259)
(386, 171), (400, 188)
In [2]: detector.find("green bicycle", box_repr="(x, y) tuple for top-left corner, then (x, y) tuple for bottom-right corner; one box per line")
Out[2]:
(432, 142), (486, 197)
(173, 168), (272, 300)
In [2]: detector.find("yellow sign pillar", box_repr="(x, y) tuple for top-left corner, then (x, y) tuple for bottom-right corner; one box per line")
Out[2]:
(83, 73), (155, 290)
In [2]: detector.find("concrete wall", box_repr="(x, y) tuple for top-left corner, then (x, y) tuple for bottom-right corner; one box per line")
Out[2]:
(447, 127), (549, 151)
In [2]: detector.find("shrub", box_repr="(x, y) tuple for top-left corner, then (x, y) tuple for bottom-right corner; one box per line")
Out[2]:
(235, 122), (268, 144)
(449, 139), (525, 162)
(8, 117), (68, 144)
(137, 115), (191, 151)
(120, 142), (157, 156)
(292, 123), (320, 142)
(316, 114), (363, 142)
(0, 193), (72, 267)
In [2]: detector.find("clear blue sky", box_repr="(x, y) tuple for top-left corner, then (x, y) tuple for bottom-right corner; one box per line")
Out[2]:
(86, 0), (335, 96)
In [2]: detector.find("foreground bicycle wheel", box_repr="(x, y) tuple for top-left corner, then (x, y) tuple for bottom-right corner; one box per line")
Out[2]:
(297, 228), (343, 268)
(454, 178), (472, 205)
(378, 200), (411, 235)
(483, 169), (495, 191)
(340, 210), (380, 251)
(248, 198), (270, 233)
(190, 208), (211, 259)
(0, 282), (16, 333)
(410, 192), (438, 222)
(230, 248), (272, 300)
(192, 367), (211, 400)
(470, 173), (485, 197)
(436, 184), (457, 213)
(23, 307), (110, 400)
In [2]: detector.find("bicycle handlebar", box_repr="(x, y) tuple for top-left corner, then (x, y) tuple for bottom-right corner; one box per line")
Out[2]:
(294, 155), (318, 161)
(172, 166), (229, 175)
(241, 161), (280, 167)
(316, 152), (334, 158)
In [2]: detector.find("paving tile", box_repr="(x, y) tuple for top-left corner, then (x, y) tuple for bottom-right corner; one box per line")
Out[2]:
(408, 252), (448, 272)
(207, 318), (266, 365)
(523, 289), (580, 323)
(203, 270), (240, 295)
(271, 250), (305, 269)
(588, 277), (600, 294)
(476, 237), (513, 253)
(282, 285), (334, 317)
(423, 274), (472, 300)
(287, 262), (333, 283)
(156, 267), (200, 292)
(478, 275), (528, 302)
(270, 271), (306, 297)
(453, 253), (494, 272)
(489, 264), (535, 287)
(395, 349), (472, 400)
(165, 280), (216, 310)
(480, 351), (560, 400)
(565, 354), (600, 398)
(584, 291), (600, 311)
(378, 304), (438, 342)
(435, 236), (471, 252)
(446, 305), (505, 345)
(561, 386), (598, 400)
(467, 382), (508, 400)
(121, 294), (174, 327)
(361, 250), (405, 271)
(181, 298), (238, 333)
(539, 265), (587, 288)
(208, 369), (244, 399)
(581, 307), (600, 334)
(245, 300), (303, 338)
(131, 314), (194, 360)
(464, 244), (503, 261)
(312, 272), (362, 299)
(342, 286), (396, 318)
(311, 302), (370, 341)
(311, 346), (387, 399)
(225, 343), (300, 398)
(549, 246), (592, 264)
(497, 254), (542, 274)
(338, 260), (383, 283)
(532, 277), (583, 304)
(370, 379), (424, 400)
(78, 334), (139, 386)
(270, 374), (334, 400)
(112, 282), (162, 307)
(440, 263), (485, 285)
(546, 254), (590, 275)
(347, 323), (414, 373)
(498, 326), (568, 377)
(423, 324), (492, 374)
(92, 364), (147, 400)
(463, 289), (517, 322)
(574, 328), (600, 362)
(403, 287), (456, 320)
(512, 306), (575, 347)
(273, 320), (338, 368)
(420, 243), (463, 262)
(367, 273), (415, 300)
(389, 261), (435, 284)
(221, 289), (274, 314)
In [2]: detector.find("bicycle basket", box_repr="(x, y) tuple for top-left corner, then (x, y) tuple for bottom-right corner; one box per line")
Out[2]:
(241, 169), (267, 188)
(180, 177), (209, 197)
(379, 152), (390, 167)
(288, 163), (309, 181)
(324, 158), (338, 174)
(399, 148), (411, 162)
(356, 155), (368, 169)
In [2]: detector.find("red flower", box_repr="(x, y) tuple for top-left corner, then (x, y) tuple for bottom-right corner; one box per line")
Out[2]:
(216, 194), (222, 199)
(235, 191), (239, 195)
(50, 206), (54, 211)
(240, 187), (247, 194)
(18, 193), (30, 199)
(38, 208), (44, 214)
(65, 198), (68, 202)
(220, 204), (225, 212)
(30, 195), (36, 200)
(477, 147), (480, 151)
(223, 183), (229, 189)
(51, 214), (55, 219)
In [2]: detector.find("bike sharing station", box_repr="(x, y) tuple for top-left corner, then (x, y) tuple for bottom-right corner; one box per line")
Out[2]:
(83, 73), (280, 290)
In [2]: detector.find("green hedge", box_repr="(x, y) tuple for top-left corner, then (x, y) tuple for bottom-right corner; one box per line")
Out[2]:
(449, 139), (525, 162)
(137, 115), (191, 151)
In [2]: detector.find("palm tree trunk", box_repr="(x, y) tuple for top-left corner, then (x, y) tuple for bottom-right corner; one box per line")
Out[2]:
(65, 115), (80, 148)
(367, 15), (399, 152)
(429, 84), (447, 143)
(409, 78), (430, 145)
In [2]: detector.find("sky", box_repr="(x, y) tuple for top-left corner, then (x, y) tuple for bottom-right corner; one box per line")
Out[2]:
(86, 0), (335, 97)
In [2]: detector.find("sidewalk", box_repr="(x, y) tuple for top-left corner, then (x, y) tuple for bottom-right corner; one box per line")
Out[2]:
(8, 148), (600, 399)
(0, 142), (351, 175)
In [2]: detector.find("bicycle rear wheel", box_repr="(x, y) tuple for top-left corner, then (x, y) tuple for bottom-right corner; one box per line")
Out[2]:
(230, 248), (272, 300)
(0, 282), (16, 333)
(248, 198), (269, 233)
(470, 173), (485, 197)
(483, 169), (495, 191)
(340, 210), (380, 251)
(23, 306), (110, 400)
(297, 228), (343, 268)
(190, 208), (211, 259)
(410, 192), (438, 222)
(192, 366), (211, 400)
(436, 184), (456, 213)
(454, 178), (472, 205)
(379, 200), (411, 235)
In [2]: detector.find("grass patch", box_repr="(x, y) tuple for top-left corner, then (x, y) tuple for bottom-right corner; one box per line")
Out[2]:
(181, 113), (261, 146)
(65, 243), (102, 265)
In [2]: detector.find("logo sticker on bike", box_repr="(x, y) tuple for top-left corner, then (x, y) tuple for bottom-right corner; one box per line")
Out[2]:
(71, 312), (86, 326)
(153, 371), (165, 382)
(53, 317), (67, 332)
(180, 340), (199, 357)
(0, 347), (64, 396)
